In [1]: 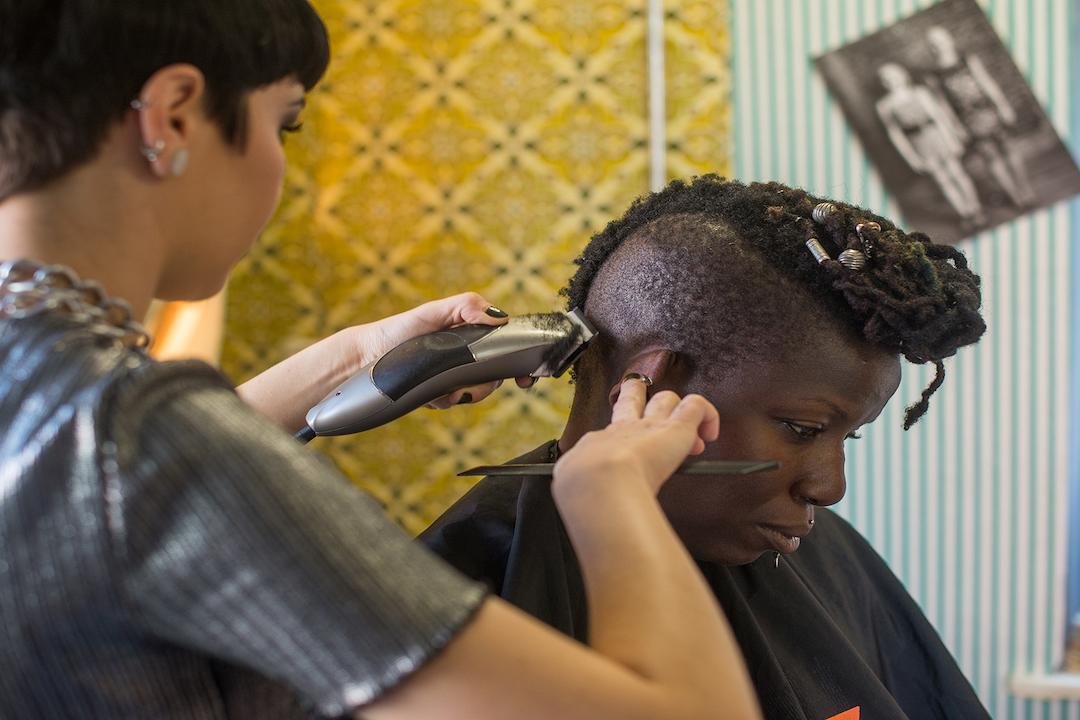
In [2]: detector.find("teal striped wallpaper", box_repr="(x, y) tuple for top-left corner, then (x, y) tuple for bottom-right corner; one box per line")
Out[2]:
(729, 1), (1076, 718)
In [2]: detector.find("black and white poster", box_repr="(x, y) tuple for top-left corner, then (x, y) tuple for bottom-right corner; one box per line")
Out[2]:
(815, 0), (1080, 241)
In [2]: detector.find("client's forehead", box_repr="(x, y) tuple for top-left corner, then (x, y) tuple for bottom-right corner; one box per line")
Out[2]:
(686, 329), (902, 424)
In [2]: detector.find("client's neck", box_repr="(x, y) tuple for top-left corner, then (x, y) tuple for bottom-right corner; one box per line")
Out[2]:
(558, 388), (612, 454)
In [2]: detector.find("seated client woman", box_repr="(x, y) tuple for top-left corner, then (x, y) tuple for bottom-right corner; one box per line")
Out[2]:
(424, 176), (990, 720)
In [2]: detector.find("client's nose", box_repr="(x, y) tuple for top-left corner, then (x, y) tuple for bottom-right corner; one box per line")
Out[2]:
(792, 446), (847, 507)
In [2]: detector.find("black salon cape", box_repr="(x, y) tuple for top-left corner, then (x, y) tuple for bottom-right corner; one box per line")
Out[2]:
(421, 442), (990, 720)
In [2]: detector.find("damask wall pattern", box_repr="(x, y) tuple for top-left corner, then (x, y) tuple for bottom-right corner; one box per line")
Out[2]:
(222, 0), (731, 533)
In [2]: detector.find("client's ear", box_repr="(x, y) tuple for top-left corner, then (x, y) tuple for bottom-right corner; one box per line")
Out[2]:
(607, 347), (677, 407)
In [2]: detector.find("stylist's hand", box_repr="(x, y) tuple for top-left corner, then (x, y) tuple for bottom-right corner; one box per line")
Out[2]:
(350, 292), (534, 409)
(554, 377), (720, 495)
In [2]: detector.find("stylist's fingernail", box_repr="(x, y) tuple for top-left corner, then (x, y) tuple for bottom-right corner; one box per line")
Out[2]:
(485, 305), (508, 318)
(458, 392), (474, 405)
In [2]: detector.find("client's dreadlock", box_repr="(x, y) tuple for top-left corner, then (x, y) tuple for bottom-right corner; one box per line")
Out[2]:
(561, 175), (986, 429)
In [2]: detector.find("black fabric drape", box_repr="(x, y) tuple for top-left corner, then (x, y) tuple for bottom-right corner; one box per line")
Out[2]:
(423, 441), (990, 720)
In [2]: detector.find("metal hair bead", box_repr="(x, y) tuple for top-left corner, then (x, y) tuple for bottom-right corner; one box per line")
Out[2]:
(812, 202), (839, 225)
(838, 248), (867, 271)
(856, 223), (879, 259)
(805, 238), (831, 264)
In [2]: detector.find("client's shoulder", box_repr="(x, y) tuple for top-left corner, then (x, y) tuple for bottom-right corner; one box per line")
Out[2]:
(796, 508), (906, 590)
(807, 507), (863, 543)
(421, 442), (557, 585)
(424, 474), (526, 538)
(801, 508), (877, 558)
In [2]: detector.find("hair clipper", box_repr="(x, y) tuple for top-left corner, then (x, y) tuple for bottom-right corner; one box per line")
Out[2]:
(299, 308), (597, 440)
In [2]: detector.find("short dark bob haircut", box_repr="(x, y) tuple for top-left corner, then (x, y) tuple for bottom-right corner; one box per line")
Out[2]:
(0, 0), (330, 201)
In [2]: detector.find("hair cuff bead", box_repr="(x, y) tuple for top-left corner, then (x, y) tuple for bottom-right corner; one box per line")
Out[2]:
(805, 238), (831, 264)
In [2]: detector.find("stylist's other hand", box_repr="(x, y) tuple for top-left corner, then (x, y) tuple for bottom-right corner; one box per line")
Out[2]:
(350, 292), (534, 410)
(554, 378), (720, 496)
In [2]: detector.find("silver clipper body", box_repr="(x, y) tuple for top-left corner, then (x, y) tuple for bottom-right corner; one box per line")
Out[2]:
(305, 309), (596, 437)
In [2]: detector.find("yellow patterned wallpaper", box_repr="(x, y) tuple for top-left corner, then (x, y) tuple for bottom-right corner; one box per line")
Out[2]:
(222, 0), (731, 534)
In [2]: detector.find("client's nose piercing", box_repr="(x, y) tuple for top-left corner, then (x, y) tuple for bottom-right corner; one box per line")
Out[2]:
(622, 372), (653, 387)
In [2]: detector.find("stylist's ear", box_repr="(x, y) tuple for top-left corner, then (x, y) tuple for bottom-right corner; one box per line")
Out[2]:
(131, 64), (206, 179)
(607, 347), (677, 407)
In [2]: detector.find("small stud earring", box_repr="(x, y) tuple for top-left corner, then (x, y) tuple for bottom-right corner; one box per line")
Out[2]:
(169, 148), (189, 177)
(130, 98), (151, 111)
(140, 140), (165, 163)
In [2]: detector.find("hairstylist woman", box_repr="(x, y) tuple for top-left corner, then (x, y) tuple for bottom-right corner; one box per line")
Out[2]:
(0, 2), (759, 719)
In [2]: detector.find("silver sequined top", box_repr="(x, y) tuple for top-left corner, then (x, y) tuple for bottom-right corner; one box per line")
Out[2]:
(0, 314), (486, 719)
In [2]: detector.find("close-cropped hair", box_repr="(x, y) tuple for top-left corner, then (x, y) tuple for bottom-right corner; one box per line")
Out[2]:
(563, 176), (987, 429)
(0, 0), (330, 200)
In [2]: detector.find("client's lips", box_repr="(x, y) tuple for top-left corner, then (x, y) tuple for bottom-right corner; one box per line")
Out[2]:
(758, 523), (809, 554)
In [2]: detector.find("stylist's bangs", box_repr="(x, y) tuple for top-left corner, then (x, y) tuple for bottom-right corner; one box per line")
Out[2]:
(238, 0), (330, 92)
(194, 0), (330, 143)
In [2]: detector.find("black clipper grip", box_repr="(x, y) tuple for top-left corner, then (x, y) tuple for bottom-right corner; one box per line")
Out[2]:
(370, 325), (492, 400)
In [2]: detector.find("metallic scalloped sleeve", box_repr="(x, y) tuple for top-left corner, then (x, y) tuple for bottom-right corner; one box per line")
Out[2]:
(0, 316), (486, 719)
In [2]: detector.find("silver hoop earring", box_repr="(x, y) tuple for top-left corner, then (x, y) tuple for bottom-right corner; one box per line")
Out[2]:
(169, 148), (189, 177)
(140, 140), (165, 164)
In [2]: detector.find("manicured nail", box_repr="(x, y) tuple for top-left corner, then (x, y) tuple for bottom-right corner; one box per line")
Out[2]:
(485, 305), (508, 318)
(458, 392), (474, 405)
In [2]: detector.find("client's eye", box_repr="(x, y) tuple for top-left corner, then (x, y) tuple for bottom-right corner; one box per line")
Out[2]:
(781, 421), (824, 440)
(846, 431), (864, 440)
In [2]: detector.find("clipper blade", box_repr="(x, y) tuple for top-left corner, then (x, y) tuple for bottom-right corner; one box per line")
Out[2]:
(531, 308), (596, 377)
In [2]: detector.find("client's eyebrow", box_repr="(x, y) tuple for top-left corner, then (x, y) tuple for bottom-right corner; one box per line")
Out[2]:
(800, 397), (850, 420)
